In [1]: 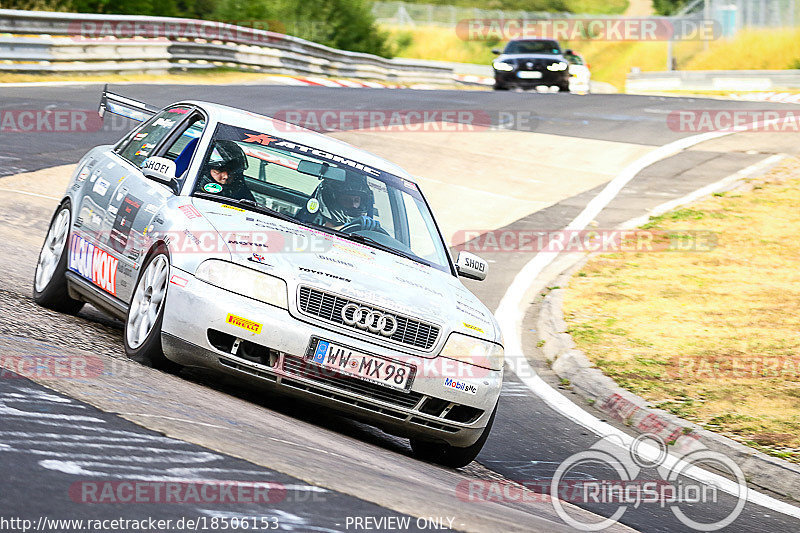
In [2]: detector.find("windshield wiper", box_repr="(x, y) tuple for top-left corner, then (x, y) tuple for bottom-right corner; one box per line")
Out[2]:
(193, 192), (296, 223)
(337, 231), (429, 266)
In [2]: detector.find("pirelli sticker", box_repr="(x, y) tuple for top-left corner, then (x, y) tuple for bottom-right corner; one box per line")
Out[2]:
(226, 313), (262, 334)
(462, 322), (485, 334)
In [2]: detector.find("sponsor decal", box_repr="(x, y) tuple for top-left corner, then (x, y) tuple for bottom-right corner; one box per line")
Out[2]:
(133, 132), (148, 141)
(222, 204), (245, 212)
(144, 203), (158, 215)
(306, 197), (319, 214)
(248, 253), (271, 266)
(169, 274), (188, 287)
(108, 205), (118, 216)
(134, 142), (155, 156)
(226, 313), (262, 334)
(444, 377), (478, 395)
(77, 167), (90, 182)
(89, 170), (100, 183)
(92, 178), (110, 196)
(298, 267), (351, 283)
(109, 195), (142, 253)
(115, 187), (128, 202)
(68, 234), (118, 295)
(240, 131), (381, 177)
(152, 117), (176, 128)
(203, 182), (222, 193)
(179, 204), (202, 219)
(242, 133), (278, 145)
(462, 322), (484, 334)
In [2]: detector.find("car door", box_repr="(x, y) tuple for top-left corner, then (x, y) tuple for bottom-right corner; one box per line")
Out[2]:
(96, 106), (205, 302)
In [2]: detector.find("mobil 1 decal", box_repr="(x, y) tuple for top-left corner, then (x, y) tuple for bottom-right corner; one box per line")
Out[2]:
(109, 195), (142, 253)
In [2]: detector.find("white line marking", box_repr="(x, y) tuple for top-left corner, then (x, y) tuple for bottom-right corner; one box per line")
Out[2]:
(0, 188), (60, 200)
(496, 119), (800, 519)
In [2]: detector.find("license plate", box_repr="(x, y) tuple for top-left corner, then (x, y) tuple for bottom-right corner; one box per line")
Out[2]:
(307, 339), (415, 391)
(518, 71), (543, 79)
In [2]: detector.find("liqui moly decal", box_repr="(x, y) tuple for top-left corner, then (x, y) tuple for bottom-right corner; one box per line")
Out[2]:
(68, 234), (119, 296)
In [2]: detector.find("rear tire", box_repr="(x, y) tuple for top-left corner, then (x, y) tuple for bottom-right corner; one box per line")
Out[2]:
(410, 403), (497, 468)
(33, 201), (84, 314)
(493, 82), (508, 91)
(558, 83), (571, 92)
(124, 249), (180, 373)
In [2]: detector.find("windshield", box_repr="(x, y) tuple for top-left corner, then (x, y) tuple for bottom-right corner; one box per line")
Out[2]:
(504, 40), (561, 55)
(192, 124), (451, 272)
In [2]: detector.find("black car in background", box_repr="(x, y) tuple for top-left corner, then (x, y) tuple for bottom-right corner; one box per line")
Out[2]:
(492, 39), (570, 92)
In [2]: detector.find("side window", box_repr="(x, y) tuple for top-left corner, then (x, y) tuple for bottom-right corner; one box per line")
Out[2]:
(163, 118), (206, 179)
(117, 107), (189, 167)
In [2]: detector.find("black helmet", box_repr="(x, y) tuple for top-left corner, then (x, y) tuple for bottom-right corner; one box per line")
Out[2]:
(317, 172), (373, 224)
(206, 140), (248, 176)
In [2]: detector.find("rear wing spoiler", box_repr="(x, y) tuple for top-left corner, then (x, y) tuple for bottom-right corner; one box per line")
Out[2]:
(98, 85), (160, 122)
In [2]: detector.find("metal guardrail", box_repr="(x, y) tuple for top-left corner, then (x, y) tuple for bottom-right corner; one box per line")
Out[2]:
(627, 69), (800, 92)
(0, 9), (455, 83)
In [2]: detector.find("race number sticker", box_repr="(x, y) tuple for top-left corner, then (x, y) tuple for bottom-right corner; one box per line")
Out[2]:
(109, 195), (142, 253)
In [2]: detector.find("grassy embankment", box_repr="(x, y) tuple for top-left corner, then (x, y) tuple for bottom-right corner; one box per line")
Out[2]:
(562, 158), (800, 462)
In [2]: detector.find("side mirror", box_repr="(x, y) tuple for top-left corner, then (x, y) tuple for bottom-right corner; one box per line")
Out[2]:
(455, 251), (488, 281)
(141, 157), (178, 193)
(491, 48), (501, 55)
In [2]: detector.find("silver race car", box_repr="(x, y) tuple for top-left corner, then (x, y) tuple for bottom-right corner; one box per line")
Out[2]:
(33, 88), (503, 467)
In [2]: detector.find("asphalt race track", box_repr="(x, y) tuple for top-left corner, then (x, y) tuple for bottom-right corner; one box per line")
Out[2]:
(2, 83), (800, 532)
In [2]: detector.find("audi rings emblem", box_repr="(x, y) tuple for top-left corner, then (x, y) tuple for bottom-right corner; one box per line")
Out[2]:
(342, 303), (398, 336)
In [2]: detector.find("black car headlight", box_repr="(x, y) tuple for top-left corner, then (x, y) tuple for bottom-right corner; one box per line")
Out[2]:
(492, 61), (514, 72)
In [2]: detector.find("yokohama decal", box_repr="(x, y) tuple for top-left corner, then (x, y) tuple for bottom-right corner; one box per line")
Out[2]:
(68, 234), (119, 296)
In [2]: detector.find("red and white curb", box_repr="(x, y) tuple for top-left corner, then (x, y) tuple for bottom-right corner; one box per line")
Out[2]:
(278, 75), (401, 88)
(728, 92), (800, 104)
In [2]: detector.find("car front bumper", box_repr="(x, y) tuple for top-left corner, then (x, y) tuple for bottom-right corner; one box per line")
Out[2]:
(495, 69), (569, 88)
(161, 268), (503, 447)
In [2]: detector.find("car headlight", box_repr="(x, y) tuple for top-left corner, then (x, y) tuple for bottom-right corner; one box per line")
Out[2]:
(492, 61), (514, 72)
(195, 259), (288, 309)
(547, 62), (568, 71)
(440, 332), (504, 371)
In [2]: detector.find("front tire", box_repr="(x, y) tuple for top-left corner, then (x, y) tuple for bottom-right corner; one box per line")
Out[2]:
(124, 249), (180, 372)
(410, 403), (497, 468)
(33, 201), (84, 314)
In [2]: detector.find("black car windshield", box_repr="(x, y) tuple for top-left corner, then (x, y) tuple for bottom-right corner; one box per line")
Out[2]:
(192, 123), (451, 272)
(504, 40), (561, 55)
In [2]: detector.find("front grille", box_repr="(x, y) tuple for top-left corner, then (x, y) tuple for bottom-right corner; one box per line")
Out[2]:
(297, 286), (440, 350)
(518, 58), (549, 70)
(282, 356), (423, 409)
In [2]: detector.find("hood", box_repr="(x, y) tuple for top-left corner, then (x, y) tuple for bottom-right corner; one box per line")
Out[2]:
(193, 198), (500, 345)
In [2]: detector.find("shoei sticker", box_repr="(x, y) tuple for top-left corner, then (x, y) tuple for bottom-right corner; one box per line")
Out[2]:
(306, 197), (320, 214)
